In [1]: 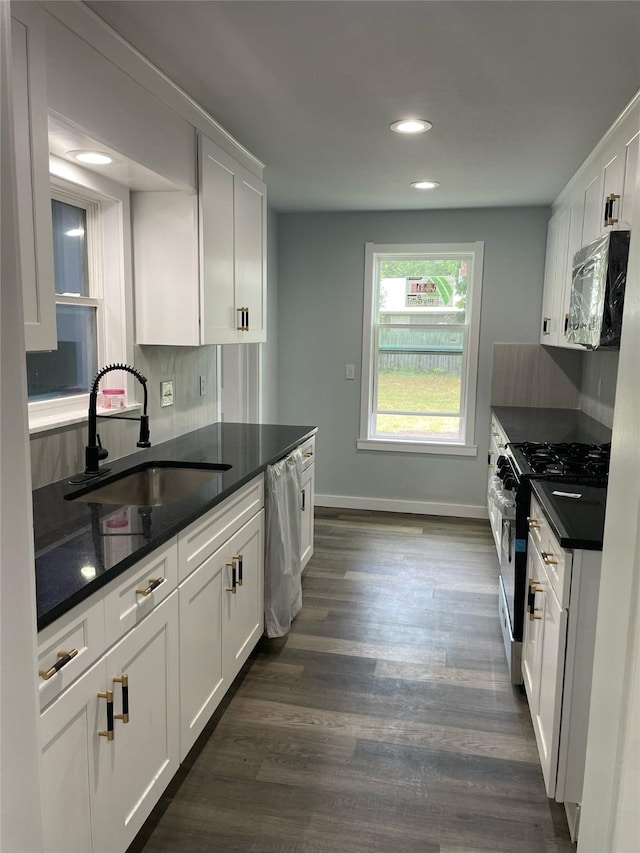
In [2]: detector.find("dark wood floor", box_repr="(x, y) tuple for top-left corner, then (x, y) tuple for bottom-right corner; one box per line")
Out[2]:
(130, 508), (575, 853)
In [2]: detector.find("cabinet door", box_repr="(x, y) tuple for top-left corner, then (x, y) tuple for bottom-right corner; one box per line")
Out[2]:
(581, 167), (603, 247)
(235, 174), (266, 343)
(534, 578), (567, 798)
(223, 510), (264, 684)
(600, 107), (640, 230)
(178, 546), (226, 760)
(522, 544), (544, 711)
(300, 463), (315, 571)
(104, 592), (180, 852)
(559, 193), (587, 349)
(11, 6), (56, 351)
(540, 210), (568, 345)
(199, 136), (238, 344)
(40, 658), (109, 853)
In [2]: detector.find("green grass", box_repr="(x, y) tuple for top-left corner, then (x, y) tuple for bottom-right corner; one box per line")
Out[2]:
(376, 369), (461, 438)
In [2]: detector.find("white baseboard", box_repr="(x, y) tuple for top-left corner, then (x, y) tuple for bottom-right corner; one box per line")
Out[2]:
(315, 493), (488, 519)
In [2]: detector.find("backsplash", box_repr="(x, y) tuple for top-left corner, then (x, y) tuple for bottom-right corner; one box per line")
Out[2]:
(579, 349), (619, 428)
(490, 343), (619, 429)
(30, 344), (219, 489)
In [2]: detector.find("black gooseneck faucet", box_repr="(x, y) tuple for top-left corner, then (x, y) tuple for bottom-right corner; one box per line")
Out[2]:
(84, 363), (151, 476)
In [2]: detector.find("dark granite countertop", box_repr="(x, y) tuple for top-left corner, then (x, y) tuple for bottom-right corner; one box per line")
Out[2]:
(33, 422), (316, 631)
(491, 406), (612, 446)
(491, 406), (611, 551)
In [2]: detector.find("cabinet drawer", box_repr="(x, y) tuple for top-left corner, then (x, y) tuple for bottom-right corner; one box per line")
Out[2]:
(178, 475), (264, 582)
(527, 495), (571, 607)
(104, 539), (178, 646)
(300, 436), (316, 471)
(37, 596), (105, 710)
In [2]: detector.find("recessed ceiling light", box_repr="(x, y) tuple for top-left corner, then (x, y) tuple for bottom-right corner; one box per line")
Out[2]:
(390, 119), (432, 135)
(410, 180), (440, 190)
(68, 150), (113, 165)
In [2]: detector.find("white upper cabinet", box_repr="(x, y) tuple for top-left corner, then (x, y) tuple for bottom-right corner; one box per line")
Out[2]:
(199, 134), (266, 345)
(133, 134), (266, 346)
(540, 92), (639, 349)
(11, 4), (56, 352)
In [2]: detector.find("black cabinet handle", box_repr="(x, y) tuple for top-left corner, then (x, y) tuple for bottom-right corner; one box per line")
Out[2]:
(113, 674), (129, 724)
(98, 689), (115, 741)
(233, 554), (243, 586)
(301, 488), (306, 511)
(39, 648), (78, 680)
(226, 562), (237, 594)
(136, 576), (165, 597)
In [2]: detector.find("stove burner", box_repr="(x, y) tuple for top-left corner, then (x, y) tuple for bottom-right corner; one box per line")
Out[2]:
(510, 441), (610, 487)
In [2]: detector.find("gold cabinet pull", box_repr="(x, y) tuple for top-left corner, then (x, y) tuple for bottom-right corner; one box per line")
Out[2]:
(226, 561), (237, 594)
(113, 675), (129, 724)
(233, 554), (244, 587)
(529, 612), (543, 621)
(527, 517), (541, 529)
(541, 551), (558, 566)
(98, 689), (114, 741)
(39, 648), (78, 681)
(237, 307), (249, 331)
(136, 576), (165, 597)
(303, 451), (313, 458)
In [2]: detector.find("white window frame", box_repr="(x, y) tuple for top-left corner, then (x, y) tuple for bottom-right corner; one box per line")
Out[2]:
(358, 241), (484, 456)
(28, 157), (136, 433)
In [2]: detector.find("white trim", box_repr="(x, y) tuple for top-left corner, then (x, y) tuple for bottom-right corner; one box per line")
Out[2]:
(315, 493), (488, 519)
(29, 402), (141, 435)
(42, 1), (264, 178)
(356, 438), (477, 456)
(359, 240), (484, 450)
(27, 159), (135, 430)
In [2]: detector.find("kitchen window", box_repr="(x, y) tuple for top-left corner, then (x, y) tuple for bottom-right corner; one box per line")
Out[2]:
(358, 241), (484, 455)
(27, 164), (134, 432)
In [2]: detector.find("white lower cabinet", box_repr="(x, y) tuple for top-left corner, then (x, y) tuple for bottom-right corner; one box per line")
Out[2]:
(38, 468), (282, 851)
(40, 592), (179, 853)
(300, 462), (315, 570)
(523, 538), (567, 797)
(523, 494), (602, 835)
(299, 436), (316, 571)
(179, 509), (264, 759)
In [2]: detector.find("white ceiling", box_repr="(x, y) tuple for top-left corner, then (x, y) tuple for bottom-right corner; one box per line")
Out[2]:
(85, 0), (640, 213)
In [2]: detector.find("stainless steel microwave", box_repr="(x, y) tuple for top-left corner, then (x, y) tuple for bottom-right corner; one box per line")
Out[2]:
(566, 230), (630, 349)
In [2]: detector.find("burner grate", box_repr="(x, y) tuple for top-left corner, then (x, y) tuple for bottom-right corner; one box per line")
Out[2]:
(510, 441), (610, 487)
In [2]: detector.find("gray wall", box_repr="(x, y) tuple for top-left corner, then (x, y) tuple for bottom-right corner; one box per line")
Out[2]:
(277, 207), (550, 513)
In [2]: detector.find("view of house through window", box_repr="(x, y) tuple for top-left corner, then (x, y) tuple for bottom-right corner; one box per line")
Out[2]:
(360, 242), (483, 450)
(26, 197), (100, 401)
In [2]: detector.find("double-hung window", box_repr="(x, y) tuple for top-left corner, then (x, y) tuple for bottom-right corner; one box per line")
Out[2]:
(26, 162), (134, 431)
(358, 242), (484, 455)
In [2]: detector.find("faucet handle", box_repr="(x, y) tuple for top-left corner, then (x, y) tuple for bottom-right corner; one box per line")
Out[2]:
(96, 434), (109, 461)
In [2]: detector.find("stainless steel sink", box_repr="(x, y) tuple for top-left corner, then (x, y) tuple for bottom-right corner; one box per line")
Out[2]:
(66, 461), (232, 507)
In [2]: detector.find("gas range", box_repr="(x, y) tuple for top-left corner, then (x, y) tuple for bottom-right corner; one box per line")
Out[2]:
(494, 439), (610, 683)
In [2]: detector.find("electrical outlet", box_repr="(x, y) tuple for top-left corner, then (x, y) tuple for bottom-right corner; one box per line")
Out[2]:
(345, 364), (356, 380)
(199, 376), (206, 396)
(160, 380), (174, 407)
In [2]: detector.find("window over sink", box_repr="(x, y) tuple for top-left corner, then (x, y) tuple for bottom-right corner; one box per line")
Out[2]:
(26, 160), (135, 432)
(358, 241), (484, 455)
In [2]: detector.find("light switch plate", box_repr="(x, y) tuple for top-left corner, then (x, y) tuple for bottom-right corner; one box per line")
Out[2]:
(160, 380), (174, 407)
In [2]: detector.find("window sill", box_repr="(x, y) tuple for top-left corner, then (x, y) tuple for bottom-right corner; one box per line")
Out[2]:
(356, 438), (478, 457)
(29, 403), (142, 436)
